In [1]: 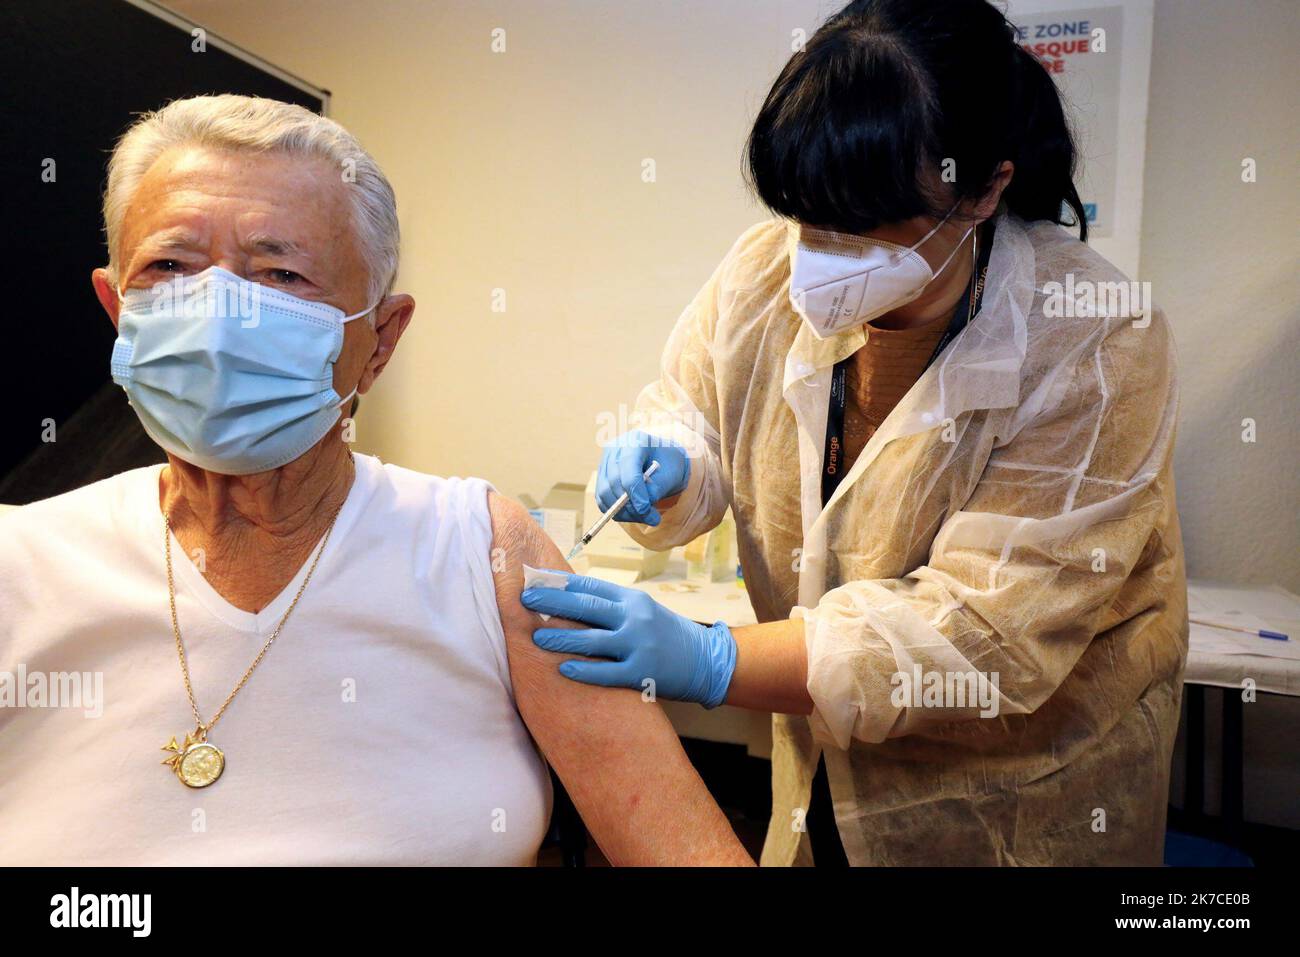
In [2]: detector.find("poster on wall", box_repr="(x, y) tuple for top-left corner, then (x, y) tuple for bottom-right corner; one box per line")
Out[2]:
(1012, 6), (1122, 237)
(1005, 0), (1152, 277)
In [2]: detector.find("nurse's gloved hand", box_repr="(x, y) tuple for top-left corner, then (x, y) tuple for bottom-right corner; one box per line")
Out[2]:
(521, 573), (736, 708)
(596, 431), (690, 526)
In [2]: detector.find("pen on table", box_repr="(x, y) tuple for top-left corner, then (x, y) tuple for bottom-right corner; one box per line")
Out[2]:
(566, 461), (660, 563)
(1189, 617), (1289, 641)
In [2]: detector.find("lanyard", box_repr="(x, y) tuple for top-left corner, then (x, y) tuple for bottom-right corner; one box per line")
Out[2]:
(820, 220), (996, 507)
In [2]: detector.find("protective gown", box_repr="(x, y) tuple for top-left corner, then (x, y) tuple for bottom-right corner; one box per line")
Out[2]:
(625, 212), (1188, 866)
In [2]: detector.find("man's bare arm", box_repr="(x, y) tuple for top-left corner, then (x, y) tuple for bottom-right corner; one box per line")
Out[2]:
(487, 491), (752, 866)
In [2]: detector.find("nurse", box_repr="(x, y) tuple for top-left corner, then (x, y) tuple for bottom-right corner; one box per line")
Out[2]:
(521, 0), (1187, 866)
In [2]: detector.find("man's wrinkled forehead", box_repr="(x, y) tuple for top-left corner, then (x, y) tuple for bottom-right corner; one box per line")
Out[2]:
(132, 222), (310, 258)
(119, 146), (352, 263)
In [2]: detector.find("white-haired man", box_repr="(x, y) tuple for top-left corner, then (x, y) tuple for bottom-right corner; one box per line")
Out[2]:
(0, 95), (751, 866)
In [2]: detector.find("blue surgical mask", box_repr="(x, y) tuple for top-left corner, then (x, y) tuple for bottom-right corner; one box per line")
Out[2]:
(111, 266), (376, 475)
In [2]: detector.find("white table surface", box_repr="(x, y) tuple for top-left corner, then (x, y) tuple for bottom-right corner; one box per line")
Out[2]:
(580, 549), (758, 627)
(1185, 579), (1300, 697)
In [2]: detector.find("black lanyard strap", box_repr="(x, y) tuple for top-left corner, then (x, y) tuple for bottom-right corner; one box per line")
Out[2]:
(820, 220), (996, 508)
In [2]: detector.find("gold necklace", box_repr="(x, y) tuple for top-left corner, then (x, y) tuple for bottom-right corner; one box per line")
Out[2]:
(160, 488), (346, 788)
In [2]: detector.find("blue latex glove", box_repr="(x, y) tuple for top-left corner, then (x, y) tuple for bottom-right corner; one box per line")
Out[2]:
(520, 573), (736, 708)
(596, 430), (690, 527)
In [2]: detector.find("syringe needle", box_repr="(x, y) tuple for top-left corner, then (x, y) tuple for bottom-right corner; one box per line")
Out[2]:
(566, 460), (661, 562)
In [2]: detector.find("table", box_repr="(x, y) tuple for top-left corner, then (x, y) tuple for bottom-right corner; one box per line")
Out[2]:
(1181, 580), (1300, 842)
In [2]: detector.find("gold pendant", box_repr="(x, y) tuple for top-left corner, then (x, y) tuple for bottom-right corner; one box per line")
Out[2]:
(161, 727), (225, 788)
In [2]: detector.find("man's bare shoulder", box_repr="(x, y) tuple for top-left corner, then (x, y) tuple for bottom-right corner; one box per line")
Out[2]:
(485, 491), (554, 579)
(483, 490), (572, 667)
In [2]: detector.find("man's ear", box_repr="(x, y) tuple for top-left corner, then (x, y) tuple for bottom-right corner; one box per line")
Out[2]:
(91, 267), (121, 331)
(358, 292), (415, 393)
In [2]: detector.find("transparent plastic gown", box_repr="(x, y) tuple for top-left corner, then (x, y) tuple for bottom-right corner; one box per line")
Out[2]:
(626, 213), (1187, 866)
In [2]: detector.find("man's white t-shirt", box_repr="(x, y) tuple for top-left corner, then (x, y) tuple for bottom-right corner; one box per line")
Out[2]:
(0, 453), (552, 865)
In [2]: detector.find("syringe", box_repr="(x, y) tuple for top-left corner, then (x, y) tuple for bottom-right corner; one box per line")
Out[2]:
(566, 461), (661, 562)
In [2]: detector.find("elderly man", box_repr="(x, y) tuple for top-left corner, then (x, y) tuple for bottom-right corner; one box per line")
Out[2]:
(0, 95), (751, 866)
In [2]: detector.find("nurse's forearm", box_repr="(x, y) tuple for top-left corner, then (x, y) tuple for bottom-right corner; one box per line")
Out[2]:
(725, 618), (814, 715)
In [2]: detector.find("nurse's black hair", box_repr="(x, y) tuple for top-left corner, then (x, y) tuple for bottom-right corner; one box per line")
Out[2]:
(745, 0), (1088, 240)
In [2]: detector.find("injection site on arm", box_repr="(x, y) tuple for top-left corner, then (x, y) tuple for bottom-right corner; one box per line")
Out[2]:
(487, 491), (752, 866)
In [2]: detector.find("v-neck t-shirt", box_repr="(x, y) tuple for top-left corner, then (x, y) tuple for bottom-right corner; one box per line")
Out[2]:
(0, 453), (551, 865)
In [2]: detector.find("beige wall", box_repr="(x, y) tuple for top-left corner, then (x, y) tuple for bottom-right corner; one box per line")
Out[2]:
(1142, 0), (1300, 591)
(168, 0), (823, 507)
(167, 0), (1299, 592)
(168, 0), (1298, 590)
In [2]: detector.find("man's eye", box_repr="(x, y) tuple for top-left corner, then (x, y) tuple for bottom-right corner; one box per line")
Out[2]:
(268, 269), (304, 284)
(148, 259), (184, 273)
